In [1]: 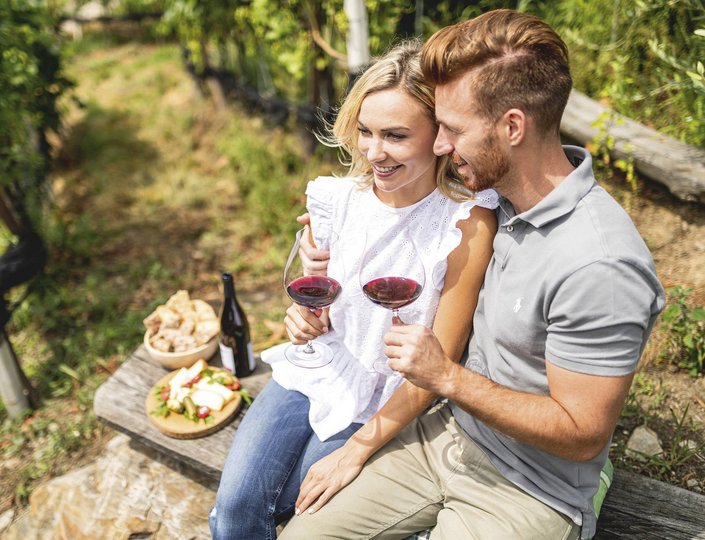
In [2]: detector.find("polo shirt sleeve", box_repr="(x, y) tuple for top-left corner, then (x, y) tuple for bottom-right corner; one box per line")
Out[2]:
(545, 259), (659, 376)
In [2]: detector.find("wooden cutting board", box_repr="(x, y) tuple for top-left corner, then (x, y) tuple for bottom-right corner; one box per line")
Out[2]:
(145, 369), (243, 439)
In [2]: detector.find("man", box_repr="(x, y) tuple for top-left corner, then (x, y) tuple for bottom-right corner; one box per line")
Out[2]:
(281, 9), (664, 539)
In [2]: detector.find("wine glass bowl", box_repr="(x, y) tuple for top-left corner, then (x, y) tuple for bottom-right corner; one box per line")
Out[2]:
(359, 228), (425, 373)
(362, 276), (423, 317)
(283, 228), (342, 368)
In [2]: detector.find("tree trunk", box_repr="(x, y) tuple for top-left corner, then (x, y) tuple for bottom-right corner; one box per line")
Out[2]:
(344, 0), (370, 84)
(0, 328), (35, 417)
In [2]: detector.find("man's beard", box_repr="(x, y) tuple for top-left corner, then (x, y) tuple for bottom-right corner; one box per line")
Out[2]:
(460, 130), (511, 192)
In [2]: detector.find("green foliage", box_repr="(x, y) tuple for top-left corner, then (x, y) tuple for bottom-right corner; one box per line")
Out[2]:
(0, 0), (73, 229)
(659, 286), (705, 376)
(533, 0), (705, 148)
(215, 119), (317, 240)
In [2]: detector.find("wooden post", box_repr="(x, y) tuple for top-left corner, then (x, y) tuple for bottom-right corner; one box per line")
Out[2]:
(0, 328), (32, 417)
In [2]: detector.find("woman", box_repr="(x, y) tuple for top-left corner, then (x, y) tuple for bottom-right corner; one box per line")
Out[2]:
(209, 40), (497, 539)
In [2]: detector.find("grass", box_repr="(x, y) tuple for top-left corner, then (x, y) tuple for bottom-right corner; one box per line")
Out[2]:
(0, 28), (703, 510)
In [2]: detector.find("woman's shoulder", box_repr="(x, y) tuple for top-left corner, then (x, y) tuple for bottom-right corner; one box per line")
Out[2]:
(306, 175), (359, 195)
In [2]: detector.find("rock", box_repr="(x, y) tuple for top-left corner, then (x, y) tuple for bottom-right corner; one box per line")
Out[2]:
(678, 439), (699, 451)
(626, 425), (663, 462)
(0, 508), (15, 533)
(2, 434), (216, 540)
(687, 479), (700, 488)
(76, 1), (106, 20)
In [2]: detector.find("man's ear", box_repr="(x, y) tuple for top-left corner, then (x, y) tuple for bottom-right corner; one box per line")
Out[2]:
(501, 108), (526, 146)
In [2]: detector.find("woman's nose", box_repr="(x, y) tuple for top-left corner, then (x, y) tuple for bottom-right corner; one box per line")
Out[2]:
(365, 137), (386, 162)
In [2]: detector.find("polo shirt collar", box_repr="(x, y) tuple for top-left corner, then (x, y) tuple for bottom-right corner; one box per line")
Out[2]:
(509, 146), (595, 229)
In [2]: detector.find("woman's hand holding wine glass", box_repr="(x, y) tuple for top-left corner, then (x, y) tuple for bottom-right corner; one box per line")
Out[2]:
(283, 228), (342, 368)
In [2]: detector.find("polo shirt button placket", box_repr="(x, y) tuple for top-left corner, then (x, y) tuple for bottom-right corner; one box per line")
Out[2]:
(506, 225), (514, 232)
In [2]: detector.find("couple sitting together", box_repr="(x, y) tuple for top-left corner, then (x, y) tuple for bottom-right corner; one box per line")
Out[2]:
(210, 8), (664, 540)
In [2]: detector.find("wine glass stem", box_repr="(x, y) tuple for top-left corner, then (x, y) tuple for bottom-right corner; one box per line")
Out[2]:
(392, 309), (400, 324)
(303, 341), (316, 354)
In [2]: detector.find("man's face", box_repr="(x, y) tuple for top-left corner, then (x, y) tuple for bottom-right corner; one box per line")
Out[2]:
(433, 74), (512, 192)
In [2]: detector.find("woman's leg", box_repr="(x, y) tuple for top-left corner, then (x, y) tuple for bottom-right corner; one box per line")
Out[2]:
(209, 379), (314, 540)
(273, 421), (363, 521)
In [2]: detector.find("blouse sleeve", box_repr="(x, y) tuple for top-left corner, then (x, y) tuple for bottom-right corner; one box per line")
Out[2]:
(429, 190), (499, 290)
(305, 176), (342, 249)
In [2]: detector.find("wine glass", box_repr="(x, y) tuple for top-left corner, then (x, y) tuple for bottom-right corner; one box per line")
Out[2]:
(283, 228), (342, 368)
(359, 228), (425, 373)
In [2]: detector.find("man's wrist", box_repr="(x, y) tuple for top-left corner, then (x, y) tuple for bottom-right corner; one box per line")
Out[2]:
(438, 359), (462, 399)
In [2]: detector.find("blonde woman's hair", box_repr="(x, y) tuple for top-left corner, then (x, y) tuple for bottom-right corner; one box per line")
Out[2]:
(320, 40), (473, 202)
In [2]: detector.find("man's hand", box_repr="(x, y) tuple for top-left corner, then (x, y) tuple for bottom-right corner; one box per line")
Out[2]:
(384, 323), (457, 395)
(297, 214), (330, 275)
(284, 304), (330, 344)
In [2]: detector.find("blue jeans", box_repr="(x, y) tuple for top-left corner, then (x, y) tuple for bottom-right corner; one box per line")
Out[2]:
(209, 379), (362, 540)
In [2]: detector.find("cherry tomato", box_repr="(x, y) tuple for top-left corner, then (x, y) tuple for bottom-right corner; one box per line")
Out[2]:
(184, 374), (202, 388)
(160, 386), (170, 402)
(226, 381), (241, 391)
(196, 406), (211, 419)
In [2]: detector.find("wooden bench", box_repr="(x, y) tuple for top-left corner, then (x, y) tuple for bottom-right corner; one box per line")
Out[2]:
(94, 347), (705, 539)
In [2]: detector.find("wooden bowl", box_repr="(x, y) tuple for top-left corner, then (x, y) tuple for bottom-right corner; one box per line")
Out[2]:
(143, 331), (219, 369)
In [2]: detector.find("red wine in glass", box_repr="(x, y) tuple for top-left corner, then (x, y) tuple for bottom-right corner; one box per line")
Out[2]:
(358, 228), (425, 374)
(287, 275), (342, 309)
(283, 229), (342, 368)
(362, 276), (422, 311)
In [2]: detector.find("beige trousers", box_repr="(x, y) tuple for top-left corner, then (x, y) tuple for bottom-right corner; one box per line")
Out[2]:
(279, 404), (579, 540)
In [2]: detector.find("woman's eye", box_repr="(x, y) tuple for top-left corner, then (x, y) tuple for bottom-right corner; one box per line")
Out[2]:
(357, 127), (371, 136)
(387, 133), (405, 141)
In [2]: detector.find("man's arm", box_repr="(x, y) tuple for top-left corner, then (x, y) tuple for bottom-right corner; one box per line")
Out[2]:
(385, 329), (633, 461)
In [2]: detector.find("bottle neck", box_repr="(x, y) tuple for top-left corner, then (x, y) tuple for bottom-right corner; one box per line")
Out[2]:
(222, 273), (236, 300)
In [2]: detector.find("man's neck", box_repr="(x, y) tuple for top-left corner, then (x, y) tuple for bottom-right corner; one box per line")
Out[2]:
(498, 142), (575, 214)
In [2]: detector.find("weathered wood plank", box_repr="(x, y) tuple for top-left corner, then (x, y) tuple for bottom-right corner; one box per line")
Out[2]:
(95, 348), (705, 539)
(561, 90), (705, 204)
(93, 346), (272, 483)
(595, 469), (705, 539)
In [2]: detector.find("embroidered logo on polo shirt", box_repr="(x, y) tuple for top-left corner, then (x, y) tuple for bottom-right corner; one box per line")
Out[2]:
(513, 297), (524, 313)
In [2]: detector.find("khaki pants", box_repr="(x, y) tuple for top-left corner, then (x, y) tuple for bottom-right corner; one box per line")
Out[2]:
(279, 404), (579, 540)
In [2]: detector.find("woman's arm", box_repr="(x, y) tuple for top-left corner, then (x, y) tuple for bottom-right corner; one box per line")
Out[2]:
(294, 207), (497, 514)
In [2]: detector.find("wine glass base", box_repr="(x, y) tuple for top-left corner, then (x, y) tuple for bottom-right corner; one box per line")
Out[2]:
(285, 342), (334, 368)
(373, 360), (396, 376)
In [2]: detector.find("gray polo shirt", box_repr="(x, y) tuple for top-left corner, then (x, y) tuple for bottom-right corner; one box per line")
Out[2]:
(450, 146), (664, 539)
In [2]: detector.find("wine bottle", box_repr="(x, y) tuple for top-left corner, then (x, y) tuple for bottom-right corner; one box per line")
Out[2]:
(219, 272), (255, 377)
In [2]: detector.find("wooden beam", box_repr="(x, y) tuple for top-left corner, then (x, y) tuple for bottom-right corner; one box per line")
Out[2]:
(561, 90), (705, 204)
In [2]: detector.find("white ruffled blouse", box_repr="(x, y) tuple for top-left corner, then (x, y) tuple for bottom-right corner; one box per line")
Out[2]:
(262, 176), (498, 440)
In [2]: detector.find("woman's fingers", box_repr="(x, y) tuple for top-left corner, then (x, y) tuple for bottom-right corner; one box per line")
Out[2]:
(299, 225), (330, 275)
(284, 305), (328, 343)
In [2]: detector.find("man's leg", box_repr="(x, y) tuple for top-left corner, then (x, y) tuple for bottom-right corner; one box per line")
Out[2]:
(279, 405), (461, 539)
(431, 416), (580, 540)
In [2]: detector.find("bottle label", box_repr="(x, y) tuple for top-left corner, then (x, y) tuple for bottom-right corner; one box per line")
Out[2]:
(247, 342), (256, 372)
(219, 343), (236, 373)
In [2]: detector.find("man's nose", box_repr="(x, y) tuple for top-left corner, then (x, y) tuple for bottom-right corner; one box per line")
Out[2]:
(434, 127), (453, 157)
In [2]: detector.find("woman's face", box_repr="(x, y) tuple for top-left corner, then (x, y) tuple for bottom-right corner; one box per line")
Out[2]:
(357, 89), (438, 206)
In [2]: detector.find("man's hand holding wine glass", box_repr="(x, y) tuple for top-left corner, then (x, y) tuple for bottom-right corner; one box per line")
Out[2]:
(383, 322), (456, 394)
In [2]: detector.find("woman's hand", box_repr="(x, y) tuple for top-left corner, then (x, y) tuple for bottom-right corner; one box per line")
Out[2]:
(295, 446), (365, 515)
(297, 214), (330, 275)
(284, 304), (330, 344)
